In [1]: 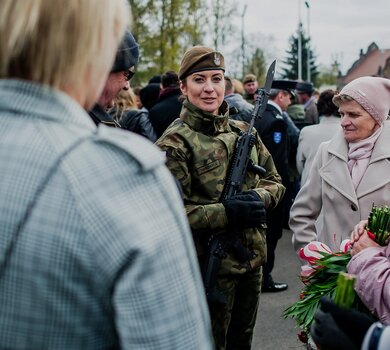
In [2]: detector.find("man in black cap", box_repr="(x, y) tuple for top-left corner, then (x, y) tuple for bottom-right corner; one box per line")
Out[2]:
(296, 81), (319, 124)
(89, 30), (139, 126)
(254, 79), (297, 292)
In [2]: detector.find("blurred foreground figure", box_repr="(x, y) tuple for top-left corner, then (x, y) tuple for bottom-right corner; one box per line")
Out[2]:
(0, 1), (213, 349)
(311, 297), (390, 350)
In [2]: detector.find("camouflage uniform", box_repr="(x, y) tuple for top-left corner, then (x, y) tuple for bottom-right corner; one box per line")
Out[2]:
(156, 99), (285, 350)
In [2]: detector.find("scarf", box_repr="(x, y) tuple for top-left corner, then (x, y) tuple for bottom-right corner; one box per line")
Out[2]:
(347, 126), (383, 189)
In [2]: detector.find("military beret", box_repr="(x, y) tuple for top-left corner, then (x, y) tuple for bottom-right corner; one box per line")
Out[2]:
(243, 74), (257, 84)
(111, 30), (139, 73)
(179, 46), (225, 80)
(296, 81), (314, 93)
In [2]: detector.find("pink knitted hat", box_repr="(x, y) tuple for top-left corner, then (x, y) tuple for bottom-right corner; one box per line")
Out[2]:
(339, 76), (390, 125)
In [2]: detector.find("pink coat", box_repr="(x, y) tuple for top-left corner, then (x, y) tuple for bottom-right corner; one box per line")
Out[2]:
(348, 245), (390, 324)
(290, 122), (390, 253)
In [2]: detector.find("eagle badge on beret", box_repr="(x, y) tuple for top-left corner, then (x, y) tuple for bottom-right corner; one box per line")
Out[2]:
(214, 53), (221, 66)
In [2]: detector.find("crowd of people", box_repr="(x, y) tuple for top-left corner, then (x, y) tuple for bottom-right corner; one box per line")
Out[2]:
(1, 0), (390, 349)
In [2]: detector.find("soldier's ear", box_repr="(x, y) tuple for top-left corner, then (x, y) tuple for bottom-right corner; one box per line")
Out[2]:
(179, 80), (188, 96)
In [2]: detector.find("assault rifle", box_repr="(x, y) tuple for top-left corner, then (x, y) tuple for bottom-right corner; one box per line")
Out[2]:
(202, 60), (276, 305)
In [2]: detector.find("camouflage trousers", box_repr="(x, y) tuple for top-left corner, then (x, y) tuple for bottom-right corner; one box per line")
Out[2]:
(208, 266), (262, 350)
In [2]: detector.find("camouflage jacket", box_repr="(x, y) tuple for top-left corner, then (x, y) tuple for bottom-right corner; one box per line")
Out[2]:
(156, 99), (285, 273)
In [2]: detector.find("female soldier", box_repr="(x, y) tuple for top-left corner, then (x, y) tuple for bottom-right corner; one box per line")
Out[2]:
(156, 46), (285, 350)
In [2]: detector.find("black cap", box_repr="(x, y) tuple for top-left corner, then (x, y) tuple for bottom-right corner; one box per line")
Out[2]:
(271, 79), (297, 91)
(111, 30), (139, 73)
(296, 81), (314, 93)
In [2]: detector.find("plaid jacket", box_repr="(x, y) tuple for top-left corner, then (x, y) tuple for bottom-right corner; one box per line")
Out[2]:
(0, 80), (213, 349)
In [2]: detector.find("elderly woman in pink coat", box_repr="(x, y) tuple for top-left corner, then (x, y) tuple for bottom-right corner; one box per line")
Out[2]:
(290, 76), (390, 254)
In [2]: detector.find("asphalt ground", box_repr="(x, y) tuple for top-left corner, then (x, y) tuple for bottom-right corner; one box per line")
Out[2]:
(252, 229), (307, 350)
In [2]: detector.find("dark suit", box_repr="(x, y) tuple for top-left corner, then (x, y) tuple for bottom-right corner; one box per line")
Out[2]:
(254, 103), (289, 286)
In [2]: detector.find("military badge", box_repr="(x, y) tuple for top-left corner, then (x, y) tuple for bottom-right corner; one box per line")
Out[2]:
(273, 132), (282, 144)
(214, 53), (221, 66)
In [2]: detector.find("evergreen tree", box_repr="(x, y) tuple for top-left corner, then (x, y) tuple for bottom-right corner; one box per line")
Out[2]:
(281, 28), (319, 86)
(243, 48), (267, 86)
(317, 60), (341, 87)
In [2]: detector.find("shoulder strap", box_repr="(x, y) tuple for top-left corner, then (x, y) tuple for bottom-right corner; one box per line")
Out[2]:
(0, 136), (90, 280)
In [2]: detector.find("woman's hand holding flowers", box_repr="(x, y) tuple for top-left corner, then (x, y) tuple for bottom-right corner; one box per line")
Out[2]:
(351, 230), (380, 256)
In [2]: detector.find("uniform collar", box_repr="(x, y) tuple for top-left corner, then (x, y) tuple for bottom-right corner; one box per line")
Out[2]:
(180, 98), (231, 135)
(268, 100), (283, 115)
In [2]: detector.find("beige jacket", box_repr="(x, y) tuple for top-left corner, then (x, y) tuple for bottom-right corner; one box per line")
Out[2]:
(290, 121), (390, 253)
(296, 116), (341, 186)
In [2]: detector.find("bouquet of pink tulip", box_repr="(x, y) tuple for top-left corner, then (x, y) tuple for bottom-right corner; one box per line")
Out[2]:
(283, 204), (390, 342)
(282, 240), (352, 338)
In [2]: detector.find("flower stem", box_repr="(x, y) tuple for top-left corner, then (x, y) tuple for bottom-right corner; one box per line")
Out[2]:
(333, 272), (356, 309)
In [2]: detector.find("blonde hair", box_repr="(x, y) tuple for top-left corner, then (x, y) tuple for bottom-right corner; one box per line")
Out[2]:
(332, 94), (355, 107)
(113, 88), (138, 121)
(0, 0), (129, 92)
(232, 79), (244, 95)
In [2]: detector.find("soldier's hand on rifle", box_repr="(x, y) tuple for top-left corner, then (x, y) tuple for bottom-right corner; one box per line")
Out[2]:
(223, 190), (266, 230)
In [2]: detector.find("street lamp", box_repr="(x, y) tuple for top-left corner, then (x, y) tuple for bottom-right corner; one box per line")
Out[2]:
(241, 4), (248, 78)
(305, 0), (311, 82)
(297, 0), (302, 80)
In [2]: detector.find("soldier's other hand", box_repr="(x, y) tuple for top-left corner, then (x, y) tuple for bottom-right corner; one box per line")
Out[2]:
(223, 190), (266, 229)
(249, 134), (257, 148)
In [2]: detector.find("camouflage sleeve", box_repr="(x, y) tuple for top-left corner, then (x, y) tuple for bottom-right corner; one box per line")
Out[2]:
(157, 136), (228, 232)
(251, 135), (285, 210)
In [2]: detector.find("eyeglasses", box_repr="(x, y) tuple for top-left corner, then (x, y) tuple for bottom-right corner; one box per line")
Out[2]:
(123, 69), (135, 81)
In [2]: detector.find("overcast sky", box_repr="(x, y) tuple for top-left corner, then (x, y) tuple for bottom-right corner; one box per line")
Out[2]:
(239, 0), (390, 75)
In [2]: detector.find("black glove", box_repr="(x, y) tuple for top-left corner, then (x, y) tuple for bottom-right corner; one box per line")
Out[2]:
(222, 190), (266, 230)
(310, 297), (374, 350)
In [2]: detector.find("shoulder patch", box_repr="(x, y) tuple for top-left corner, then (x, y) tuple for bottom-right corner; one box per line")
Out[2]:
(96, 124), (165, 171)
(273, 131), (282, 144)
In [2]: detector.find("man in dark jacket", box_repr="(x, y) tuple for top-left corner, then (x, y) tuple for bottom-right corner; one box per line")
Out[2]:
(89, 30), (139, 127)
(149, 71), (183, 138)
(108, 100), (157, 142)
(296, 81), (319, 124)
(254, 79), (297, 293)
